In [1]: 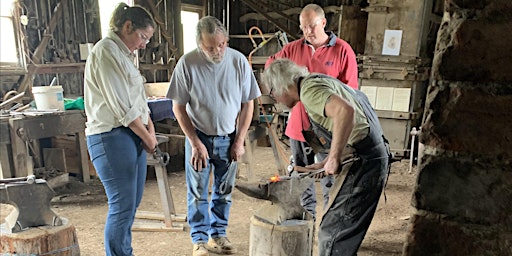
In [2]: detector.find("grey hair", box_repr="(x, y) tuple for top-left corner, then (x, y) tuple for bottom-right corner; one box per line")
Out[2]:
(301, 3), (325, 19)
(263, 59), (309, 96)
(196, 16), (229, 45)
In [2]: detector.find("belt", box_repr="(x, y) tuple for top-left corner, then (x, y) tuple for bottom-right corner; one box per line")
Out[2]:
(196, 129), (236, 138)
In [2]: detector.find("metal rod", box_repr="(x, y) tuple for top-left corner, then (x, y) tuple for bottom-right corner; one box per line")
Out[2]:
(0, 92), (25, 109)
(226, 0), (230, 34)
(70, 0), (77, 41)
(34, 0), (42, 42)
(409, 127), (419, 174)
(82, 0), (88, 42)
(49, 76), (57, 86)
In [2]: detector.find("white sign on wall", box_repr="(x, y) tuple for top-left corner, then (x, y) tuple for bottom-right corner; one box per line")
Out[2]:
(382, 30), (403, 56)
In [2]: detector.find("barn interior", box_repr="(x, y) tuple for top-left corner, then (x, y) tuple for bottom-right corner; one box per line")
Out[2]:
(0, 0), (511, 255)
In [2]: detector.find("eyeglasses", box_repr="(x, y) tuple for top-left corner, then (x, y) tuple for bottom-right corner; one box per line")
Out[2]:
(269, 87), (276, 101)
(299, 19), (322, 31)
(199, 41), (227, 54)
(138, 31), (150, 44)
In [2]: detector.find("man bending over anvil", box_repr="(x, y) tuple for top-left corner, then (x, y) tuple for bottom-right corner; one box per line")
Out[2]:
(262, 58), (391, 256)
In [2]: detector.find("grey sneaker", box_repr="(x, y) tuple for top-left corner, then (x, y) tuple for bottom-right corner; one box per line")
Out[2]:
(193, 242), (209, 256)
(207, 237), (237, 254)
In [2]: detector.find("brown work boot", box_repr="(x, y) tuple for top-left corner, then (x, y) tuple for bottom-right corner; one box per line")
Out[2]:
(193, 242), (209, 256)
(206, 237), (237, 254)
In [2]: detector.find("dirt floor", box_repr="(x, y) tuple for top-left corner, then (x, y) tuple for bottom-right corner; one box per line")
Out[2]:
(1, 145), (417, 256)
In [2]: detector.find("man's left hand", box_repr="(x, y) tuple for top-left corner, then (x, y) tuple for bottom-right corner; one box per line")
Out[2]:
(323, 156), (340, 175)
(230, 141), (245, 161)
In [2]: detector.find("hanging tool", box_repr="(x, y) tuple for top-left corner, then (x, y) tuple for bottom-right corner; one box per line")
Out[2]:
(153, 146), (170, 166)
(288, 156), (361, 177)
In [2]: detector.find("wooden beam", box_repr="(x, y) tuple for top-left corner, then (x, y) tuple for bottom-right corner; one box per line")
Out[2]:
(239, 0), (298, 40)
(260, 0), (299, 26)
(27, 63), (85, 74)
(240, 5), (342, 23)
(240, 7), (301, 23)
(139, 63), (174, 71)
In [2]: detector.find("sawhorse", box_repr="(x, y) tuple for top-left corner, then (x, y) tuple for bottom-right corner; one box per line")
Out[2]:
(133, 135), (186, 232)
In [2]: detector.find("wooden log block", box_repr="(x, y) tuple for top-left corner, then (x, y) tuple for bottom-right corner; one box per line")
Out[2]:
(250, 215), (314, 256)
(0, 217), (80, 255)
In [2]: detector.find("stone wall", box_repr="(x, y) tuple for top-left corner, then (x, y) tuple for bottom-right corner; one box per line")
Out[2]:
(404, 0), (512, 255)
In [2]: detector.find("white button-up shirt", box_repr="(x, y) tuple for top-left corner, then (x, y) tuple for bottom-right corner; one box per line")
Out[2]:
(83, 30), (150, 136)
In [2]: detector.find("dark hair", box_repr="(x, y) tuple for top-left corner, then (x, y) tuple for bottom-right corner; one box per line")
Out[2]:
(110, 3), (156, 32)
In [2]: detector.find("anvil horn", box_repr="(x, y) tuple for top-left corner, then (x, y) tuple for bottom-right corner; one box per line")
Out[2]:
(235, 176), (315, 223)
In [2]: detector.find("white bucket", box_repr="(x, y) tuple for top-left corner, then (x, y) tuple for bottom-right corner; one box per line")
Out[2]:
(32, 86), (65, 111)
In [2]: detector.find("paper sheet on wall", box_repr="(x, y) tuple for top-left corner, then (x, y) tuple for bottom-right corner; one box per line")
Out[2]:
(382, 30), (403, 56)
(360, 86), (377, 108)
(392, 88), (411, 112)
(376, 87), (394, 110)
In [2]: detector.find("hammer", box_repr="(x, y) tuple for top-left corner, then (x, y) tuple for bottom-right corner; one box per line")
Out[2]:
(0, 175), (36, 185)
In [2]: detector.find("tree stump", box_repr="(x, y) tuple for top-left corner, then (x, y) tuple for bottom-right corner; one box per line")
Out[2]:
(250, 215), (314, 256)
(0, 217), (80, 255)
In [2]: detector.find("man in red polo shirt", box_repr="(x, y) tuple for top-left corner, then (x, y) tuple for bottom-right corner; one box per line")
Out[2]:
(265, 3), (359, 218)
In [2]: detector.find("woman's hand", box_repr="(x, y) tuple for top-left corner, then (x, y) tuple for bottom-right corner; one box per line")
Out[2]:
(143, 136), (158, 153)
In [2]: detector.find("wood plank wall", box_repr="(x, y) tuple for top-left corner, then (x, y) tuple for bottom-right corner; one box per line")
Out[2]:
(1, 0), (369, 99)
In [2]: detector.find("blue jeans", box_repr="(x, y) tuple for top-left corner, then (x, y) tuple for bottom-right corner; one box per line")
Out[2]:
(87, 127), (147, 256)
(186, 130), (237, 244)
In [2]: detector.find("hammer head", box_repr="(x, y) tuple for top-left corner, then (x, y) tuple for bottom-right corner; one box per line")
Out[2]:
(235, 175), (314, 224)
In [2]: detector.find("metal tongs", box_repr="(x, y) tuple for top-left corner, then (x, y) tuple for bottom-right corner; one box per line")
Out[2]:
(153, 146), (170, 166)
(291, 156), (361, 179)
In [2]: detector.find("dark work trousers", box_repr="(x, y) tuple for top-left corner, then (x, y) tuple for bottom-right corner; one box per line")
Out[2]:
(290, 138), (333, 219)
(317, 143), (389, 256)
(316, 85), (391, 256)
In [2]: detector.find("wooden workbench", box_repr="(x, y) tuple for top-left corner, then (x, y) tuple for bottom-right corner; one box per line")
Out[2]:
(0, 110), (90, 182)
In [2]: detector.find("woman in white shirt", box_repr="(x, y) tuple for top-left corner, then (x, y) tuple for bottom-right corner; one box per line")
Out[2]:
(83, 3), (158, 256)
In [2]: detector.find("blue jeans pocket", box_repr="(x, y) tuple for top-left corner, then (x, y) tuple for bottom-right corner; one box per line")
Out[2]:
(87, 134), (106, 162)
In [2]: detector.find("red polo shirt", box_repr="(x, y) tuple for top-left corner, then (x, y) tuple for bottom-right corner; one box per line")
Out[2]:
(266, 32), (359, 141)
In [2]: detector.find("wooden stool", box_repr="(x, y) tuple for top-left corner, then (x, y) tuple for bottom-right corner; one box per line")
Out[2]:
(133, 135), (186, 232)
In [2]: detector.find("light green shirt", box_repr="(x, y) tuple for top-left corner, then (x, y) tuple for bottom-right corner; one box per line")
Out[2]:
(84, 30), (150, 136)
(300, 74), (369, 146)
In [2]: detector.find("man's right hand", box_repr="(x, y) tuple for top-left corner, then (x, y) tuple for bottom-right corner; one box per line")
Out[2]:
(191, 141), (209, 171)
